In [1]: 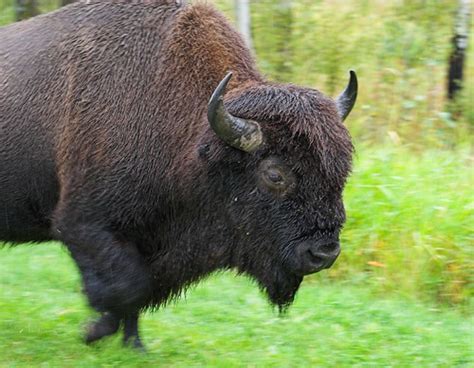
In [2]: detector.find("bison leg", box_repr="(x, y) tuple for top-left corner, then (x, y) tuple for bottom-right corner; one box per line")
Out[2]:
(53, 220), (153, 345)
(55, 222), (152, 314)
(123, 312), (145, 351)
(85, 312), (144, 350)
(85, 312), (120, 344)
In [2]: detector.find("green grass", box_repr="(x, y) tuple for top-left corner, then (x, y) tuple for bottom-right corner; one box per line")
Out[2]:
(1, 243), (473, 367)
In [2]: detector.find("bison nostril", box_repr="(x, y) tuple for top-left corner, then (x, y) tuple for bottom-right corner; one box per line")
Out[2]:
(306, 249), (325, 265)
(295, 240), (341, 276)
(320, 242), (339, 254)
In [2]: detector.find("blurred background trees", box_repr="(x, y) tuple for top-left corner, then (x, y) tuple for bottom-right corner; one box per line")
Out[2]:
(15, 0), (38, 20)
(447, 0), (470, 108)
(234, 0), (253, 49)
(229, 0), (472, 145)
(0, 0), (472, 306)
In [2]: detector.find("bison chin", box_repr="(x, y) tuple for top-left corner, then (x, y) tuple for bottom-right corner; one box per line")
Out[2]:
(252, 268), (303, 312)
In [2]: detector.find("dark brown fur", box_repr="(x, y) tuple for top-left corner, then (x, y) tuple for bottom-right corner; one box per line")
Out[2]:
(0, 0), (353, 348)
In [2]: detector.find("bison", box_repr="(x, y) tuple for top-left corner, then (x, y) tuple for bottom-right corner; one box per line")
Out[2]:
(0, 0), (357, 349)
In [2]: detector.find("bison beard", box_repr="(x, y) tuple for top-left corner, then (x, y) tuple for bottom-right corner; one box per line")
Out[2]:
(0, 0), (356, 350)
(250, 266), (303, 311)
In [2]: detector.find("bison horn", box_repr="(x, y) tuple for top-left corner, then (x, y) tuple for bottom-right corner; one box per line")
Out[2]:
(335, 70), (358, 121)
(208, 72), (263, 152)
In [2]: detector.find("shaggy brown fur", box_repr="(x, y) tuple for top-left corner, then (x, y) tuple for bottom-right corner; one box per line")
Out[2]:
(0, 0), (354, 349)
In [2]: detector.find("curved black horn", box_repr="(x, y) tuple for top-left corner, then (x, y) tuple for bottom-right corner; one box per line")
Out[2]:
(335, 70), (358, 121)
(208, 72), (263, 152)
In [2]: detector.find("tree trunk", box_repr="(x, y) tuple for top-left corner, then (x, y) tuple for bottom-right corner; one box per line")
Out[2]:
(447, 0), (470, 101)
(234, 0), (253, 50)
(16, 0), (39, 21)
(273, 0), (293, 81)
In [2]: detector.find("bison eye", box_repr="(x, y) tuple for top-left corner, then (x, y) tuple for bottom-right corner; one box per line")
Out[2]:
(266, 169), (284, 185)
(258, 158), (295, 196)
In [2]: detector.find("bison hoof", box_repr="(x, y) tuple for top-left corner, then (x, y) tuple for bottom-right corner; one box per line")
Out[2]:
(84, 313), (120, 344)
(123, 336), (146, 352)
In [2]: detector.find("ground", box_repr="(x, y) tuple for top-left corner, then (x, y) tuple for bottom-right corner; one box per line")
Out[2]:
(1, 243), (472, 367)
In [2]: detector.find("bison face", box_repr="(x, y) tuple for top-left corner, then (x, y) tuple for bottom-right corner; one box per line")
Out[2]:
(255, 156), (341, 276)
(202, 72), (356, 308)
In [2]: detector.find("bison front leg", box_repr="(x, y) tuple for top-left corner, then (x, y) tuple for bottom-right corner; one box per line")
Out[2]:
(123, 312), (145, 350)
(85, 312), (144, 350)
(53, 220), (152, 348)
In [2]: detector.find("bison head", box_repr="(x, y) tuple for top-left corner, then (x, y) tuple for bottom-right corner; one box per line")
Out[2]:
(199, 72), (356, 309)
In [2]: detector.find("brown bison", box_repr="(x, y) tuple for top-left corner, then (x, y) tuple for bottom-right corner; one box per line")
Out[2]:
(0, 0), (357, 349)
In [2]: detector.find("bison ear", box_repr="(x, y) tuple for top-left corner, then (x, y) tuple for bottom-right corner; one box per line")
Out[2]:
(207, 72), (263, 152)
(335, 70), (358, 121)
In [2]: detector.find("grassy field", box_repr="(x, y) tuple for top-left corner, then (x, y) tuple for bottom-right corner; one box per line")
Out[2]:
(1, 243), (473, 367)
(337, 145), (473, 306)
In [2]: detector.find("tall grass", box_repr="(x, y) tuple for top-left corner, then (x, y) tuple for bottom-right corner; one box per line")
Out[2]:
(332, 144), (473, 305)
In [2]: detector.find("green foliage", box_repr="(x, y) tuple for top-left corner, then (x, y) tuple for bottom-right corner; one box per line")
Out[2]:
(333, 144), (473, 305)
(0, 1), (14, 26)
(225, 0), (472, 146)
(251, 0), (294, 82)
(0, 0), (61, 24)
(1, 244), (473, 366)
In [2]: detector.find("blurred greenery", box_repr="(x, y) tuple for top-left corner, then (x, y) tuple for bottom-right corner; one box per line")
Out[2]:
(337, 145), (473, 306)
(222, 0), (473, 146)
(0, 0), (473, 363)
